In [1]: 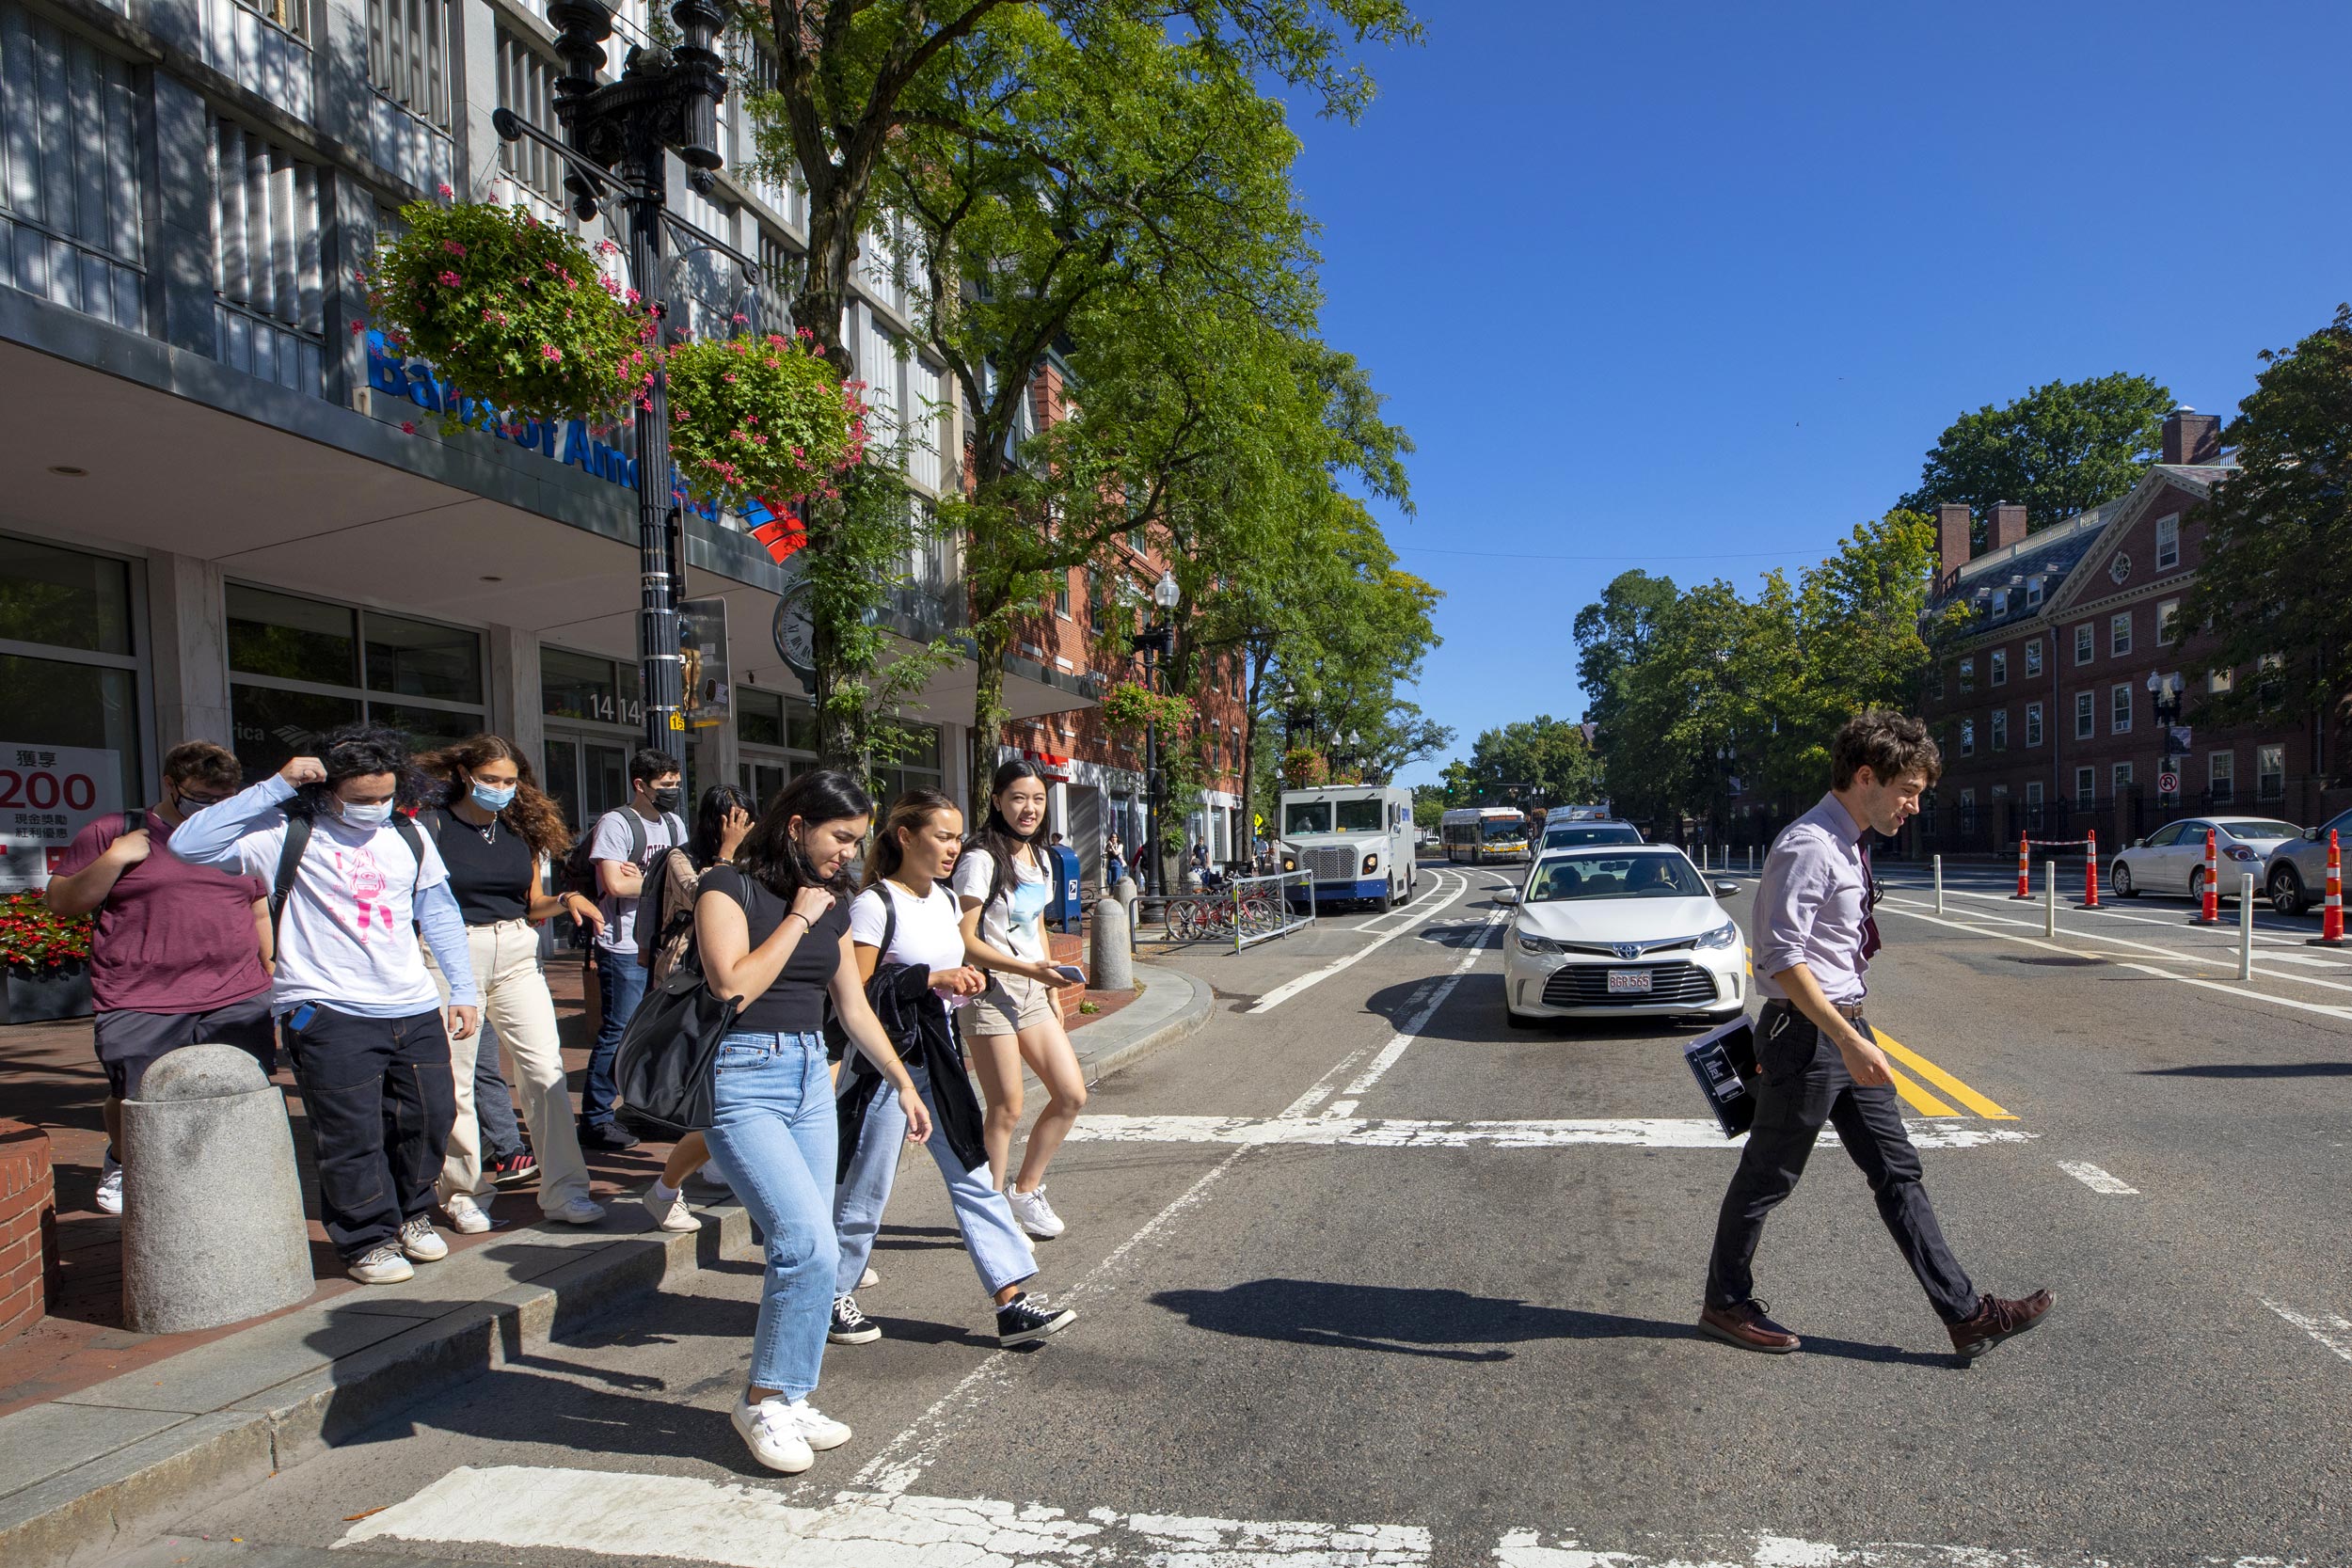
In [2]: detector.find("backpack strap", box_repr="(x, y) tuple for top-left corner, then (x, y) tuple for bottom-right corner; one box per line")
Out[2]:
(392, 815), (428, 889)
(271, 816), (313, 933)
(122, 807), (146, 837)
(625, 810), (646, 864)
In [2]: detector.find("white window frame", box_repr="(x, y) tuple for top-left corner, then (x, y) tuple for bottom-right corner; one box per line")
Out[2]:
(2209, 667), (2234, 695)
(2025, 639), (2042, 677)
(2259, 744), (2284, 800)
(2075, 690), (2094, 739)
(1993, 589), (2009, 616)
(2075, 767), (2096, 808)
(1959, 719), (1975, 757)
(2025, 701), (2042, 748)
(2110, 682), (2133, 734)
(2026, 780), (2044, 807)
(2026, 575), (2044, 608)
(1958, 657), (1975, 693)
(1990, 709), (2008, 751)
(2074, 624), (2094, 665)
(2208, 751), (2234, 803)
(2113, 762), (2134, 795)
(2158, 598), (2179, 646)
(2155, 514), (2180, 570)
(2110, 611), (2132, 657)
(1991, 649), (2008, 687)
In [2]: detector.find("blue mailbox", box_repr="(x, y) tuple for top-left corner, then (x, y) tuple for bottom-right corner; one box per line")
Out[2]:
(1045, 842), (1083, 932)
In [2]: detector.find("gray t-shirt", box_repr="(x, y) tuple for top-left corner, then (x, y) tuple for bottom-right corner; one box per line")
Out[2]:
(589, 807), (680, 954)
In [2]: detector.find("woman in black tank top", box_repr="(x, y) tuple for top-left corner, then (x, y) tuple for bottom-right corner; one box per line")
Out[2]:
(693, 768), (931, 1477)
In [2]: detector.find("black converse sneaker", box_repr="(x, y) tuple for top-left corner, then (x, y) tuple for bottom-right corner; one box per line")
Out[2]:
(995, 1291), (1076, 1348)
(829, 1293), (882, 1344)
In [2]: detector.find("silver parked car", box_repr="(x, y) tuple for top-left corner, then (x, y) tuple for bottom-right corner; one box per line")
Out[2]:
(2109, 816), (2305, 904)
(2263, 806), (2352, 915)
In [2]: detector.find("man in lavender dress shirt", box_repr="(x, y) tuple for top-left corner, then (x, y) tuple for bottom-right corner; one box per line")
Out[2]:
(1699, 711), (2053, 1360)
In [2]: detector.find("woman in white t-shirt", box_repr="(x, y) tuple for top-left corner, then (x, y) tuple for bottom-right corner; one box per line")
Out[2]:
(828, 790), (1076, 1351)
(951, 761), (1089, 1241)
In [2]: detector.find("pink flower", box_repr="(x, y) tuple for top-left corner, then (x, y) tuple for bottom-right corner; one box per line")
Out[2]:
(626, 288), (642, 305)
(438, 270), (462, 287)
(540, 344), (564, 362)
(401, 420), (417, 434)
(350, 320), (366, 335)
(436, 182), (454, 198)
(722, 372), (738, 383)
(442, 240), (468, 258)
(732, 313), (748, 325)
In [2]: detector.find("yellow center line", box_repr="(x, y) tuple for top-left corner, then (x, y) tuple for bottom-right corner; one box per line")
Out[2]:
(1875, 1032), (2017, 1120)
(1886, 1066), (1960, 1117)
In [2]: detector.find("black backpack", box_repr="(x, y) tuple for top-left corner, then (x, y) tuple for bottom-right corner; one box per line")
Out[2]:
(561, 808), (683, 900)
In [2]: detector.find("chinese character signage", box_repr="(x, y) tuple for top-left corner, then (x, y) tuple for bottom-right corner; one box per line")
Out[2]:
(0, 746), (124, 892)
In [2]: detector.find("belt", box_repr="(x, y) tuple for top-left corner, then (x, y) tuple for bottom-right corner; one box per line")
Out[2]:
(1765, 997), (1866, 1022)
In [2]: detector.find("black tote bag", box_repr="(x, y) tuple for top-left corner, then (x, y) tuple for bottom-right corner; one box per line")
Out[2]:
(613, 961), (743, 1137)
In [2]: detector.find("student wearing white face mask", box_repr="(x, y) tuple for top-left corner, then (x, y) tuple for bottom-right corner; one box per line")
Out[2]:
(415, 736), (609, 1235)
(170, 724), (482, 1286)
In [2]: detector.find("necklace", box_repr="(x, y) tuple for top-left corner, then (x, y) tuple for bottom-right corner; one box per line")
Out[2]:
(475, 815), (499, 846)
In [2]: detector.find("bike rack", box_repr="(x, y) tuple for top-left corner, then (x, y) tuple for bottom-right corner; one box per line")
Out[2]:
(1160, 869), (1318, 951)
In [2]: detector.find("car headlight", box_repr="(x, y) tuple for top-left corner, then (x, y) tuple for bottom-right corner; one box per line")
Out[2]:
(1362, 852), (1379, 874)
(1281, 855), (1296, 872)
(1517, 930), (1563, 955)
(1696, 921), (1740, 949)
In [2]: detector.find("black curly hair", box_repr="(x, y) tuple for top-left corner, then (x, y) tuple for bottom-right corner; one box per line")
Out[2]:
(283, 722), (428, 820)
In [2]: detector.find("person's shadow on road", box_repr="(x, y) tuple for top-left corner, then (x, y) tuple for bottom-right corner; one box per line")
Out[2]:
(1151, 1278), (1952, 1368)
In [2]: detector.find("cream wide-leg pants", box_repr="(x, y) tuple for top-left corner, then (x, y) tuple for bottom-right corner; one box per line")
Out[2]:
(427, 919), (596, 1214)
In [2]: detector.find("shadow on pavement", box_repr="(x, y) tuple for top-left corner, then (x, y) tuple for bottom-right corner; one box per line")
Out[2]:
(2142, 1062), (2352, 1078)
(1361, 974), (1726, 1047)
(1150, 1278), (1952, 1369)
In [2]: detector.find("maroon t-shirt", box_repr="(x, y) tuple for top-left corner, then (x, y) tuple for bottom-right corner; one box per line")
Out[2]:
(51, 809), (272, 1014)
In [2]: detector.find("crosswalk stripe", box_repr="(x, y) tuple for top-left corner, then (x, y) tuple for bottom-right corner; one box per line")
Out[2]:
(1885, 1065), (1960, 1117)
(340, 1465), (1435, 1566)
(1061, 1113), (2037, 1151)
(1873, 1033), (2016, 1120)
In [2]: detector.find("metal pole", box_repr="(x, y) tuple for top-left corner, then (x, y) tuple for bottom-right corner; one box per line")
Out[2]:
(1933, 853), (1944, 914)
(628, 167), (685, 766)
(2044, 862), (2057, 937)
(1142, 645), (1159, 898)
(2240, 874), (2255, 980)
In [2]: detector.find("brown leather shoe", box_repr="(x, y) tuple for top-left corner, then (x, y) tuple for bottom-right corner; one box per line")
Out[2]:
(1947, 1289), (2054, 1358)
(1698, 1299), (1802, 1354)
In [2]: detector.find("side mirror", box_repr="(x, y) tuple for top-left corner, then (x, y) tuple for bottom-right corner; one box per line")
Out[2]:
(1495, 888), (1519, 906)
(2133, 838), (2146, 848)
(1713, 881), (1741, 897)
(2309, 827), (2325, 842)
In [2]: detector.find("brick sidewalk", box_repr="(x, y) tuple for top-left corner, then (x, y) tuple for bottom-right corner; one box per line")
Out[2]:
(0, 927), (1136, 1418)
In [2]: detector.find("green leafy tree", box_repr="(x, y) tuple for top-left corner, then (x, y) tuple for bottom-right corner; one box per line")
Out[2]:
(2181, 304), (2352, 762)
(1458, 716), (1603, 810)
(1898, 372), (2173, 542)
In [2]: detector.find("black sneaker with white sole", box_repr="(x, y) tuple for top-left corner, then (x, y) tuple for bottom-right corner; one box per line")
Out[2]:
(995, 1292), (1075, 1347)
(829, 1293), (882, 1344)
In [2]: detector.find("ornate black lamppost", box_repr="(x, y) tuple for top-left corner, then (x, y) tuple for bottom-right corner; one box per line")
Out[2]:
(492, 0), (734, 765)
(1129, 569), (1182, 895)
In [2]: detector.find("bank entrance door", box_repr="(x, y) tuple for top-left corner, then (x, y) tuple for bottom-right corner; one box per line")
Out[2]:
(544, 733), (632, 843)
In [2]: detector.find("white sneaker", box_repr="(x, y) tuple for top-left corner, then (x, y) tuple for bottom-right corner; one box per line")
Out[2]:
(444, 1192), (492, 1234)
(349, 1244), (415, 1285)
(731, 1396), (815, 1474)
(398, 1215), (448, 1261)
(785, 1398), (851, 1450)
(544, 1196), (607, 1227)
(859, 1265), (879, 1290)
(642, 1182), (701, 1232)
(94, 1157), (123, 1216)
(1006, 1185), (1066, 1240)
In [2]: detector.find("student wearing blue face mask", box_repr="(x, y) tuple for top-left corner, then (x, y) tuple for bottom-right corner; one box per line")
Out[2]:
(170, 724), (484, 1285)
(416, 736), (609, 1236)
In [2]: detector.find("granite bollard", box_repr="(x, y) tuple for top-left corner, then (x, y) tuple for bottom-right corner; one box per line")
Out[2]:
(122, 1043), (314, 1334)
(1090, 893), (1134, 992)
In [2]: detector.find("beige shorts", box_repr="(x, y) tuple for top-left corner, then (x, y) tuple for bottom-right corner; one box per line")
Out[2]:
(966, 970), (1058, 1037)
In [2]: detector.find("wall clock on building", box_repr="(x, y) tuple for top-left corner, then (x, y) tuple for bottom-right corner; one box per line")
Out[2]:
(2109, 553), (2132, 585)
(771, 582), (818, 686)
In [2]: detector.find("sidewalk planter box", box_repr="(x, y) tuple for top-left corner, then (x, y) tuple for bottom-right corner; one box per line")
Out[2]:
(3, 962), (92, 1024)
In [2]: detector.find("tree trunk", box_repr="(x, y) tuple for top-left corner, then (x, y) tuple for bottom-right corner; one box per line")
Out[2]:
(969, 621), (1013, 824)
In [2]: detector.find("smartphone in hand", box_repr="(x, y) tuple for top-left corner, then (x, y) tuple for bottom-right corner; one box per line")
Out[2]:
(1051, 964), (1087, 986)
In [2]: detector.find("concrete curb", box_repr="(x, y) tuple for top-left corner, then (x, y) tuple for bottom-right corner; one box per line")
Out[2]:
(0, 961), (1218, 1568)
(0, 1205), (752, 1568)
(1071, 961), (1215, 1085)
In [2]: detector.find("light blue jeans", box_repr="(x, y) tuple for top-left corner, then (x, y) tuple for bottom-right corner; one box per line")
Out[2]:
(705, 1030), (838, 1399)
(834, 1058), (1037, 1301)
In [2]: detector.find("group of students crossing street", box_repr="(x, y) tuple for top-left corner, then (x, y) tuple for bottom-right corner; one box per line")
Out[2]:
(48, 723), (1096, 1476)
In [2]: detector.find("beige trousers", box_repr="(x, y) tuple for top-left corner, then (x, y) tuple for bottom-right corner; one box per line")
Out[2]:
(428, 920), (595, 1212)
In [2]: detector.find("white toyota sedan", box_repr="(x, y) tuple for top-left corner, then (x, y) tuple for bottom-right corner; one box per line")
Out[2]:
(1501, 847), (1747, 1028)
(2108, 816), (2304, 903)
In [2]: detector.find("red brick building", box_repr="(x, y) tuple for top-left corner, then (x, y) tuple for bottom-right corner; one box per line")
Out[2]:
(1909, 408), (2333, 856)
(981, 357), (1252, 889)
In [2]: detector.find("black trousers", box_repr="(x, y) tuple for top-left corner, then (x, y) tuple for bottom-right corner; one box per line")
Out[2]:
(281, 1005), (455, 1260)
(1705, 1002), (1979, 1324)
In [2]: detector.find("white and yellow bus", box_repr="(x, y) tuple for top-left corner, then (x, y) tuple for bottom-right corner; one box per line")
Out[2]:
(1438, 806), (1532, 864)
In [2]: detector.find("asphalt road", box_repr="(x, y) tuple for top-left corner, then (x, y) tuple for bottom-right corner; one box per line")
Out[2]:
(103, 856), (2352, 1568)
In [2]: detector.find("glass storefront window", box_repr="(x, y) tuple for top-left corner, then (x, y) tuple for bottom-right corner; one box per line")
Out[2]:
(543, 646), (644, 728)
(738, 686), (784, 746)
(229, 585), (358, 684)
(229, 686), (364, 779)
(367, 612), (484, 704)
(0, 536), (134, 655)
(0, 654), (142, 802)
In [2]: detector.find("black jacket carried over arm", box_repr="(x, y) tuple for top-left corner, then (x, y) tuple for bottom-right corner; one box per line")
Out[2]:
(834, 960), (989, 1180)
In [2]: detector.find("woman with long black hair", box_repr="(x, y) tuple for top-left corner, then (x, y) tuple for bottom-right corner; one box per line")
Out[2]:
(415, 736), (608, 1234)
(635, 782), (754, 1233)
(829, 790), (1075, 1351)
(951, 760), (1089, 1239)
(696, 768), (931, 1474)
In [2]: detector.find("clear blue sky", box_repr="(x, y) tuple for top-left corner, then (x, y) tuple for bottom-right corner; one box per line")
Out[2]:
(1285, 1), (2352, 789)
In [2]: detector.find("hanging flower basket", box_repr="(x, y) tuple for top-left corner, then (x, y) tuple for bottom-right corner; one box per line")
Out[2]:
(667, 330), (866, 511)
(1102, 681), (1194, 737)
(362, 197), (649, 428)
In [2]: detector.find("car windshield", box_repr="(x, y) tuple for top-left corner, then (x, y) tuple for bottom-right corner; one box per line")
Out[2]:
(2223, 820), (2301, 840)
(1335, 800), (1384, 832)
(1526, 852), (1705, 902)
(1483, 819), (1526, 842)
(1285, 802), (1331, 834)
(1544, 825), (1640, 847)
